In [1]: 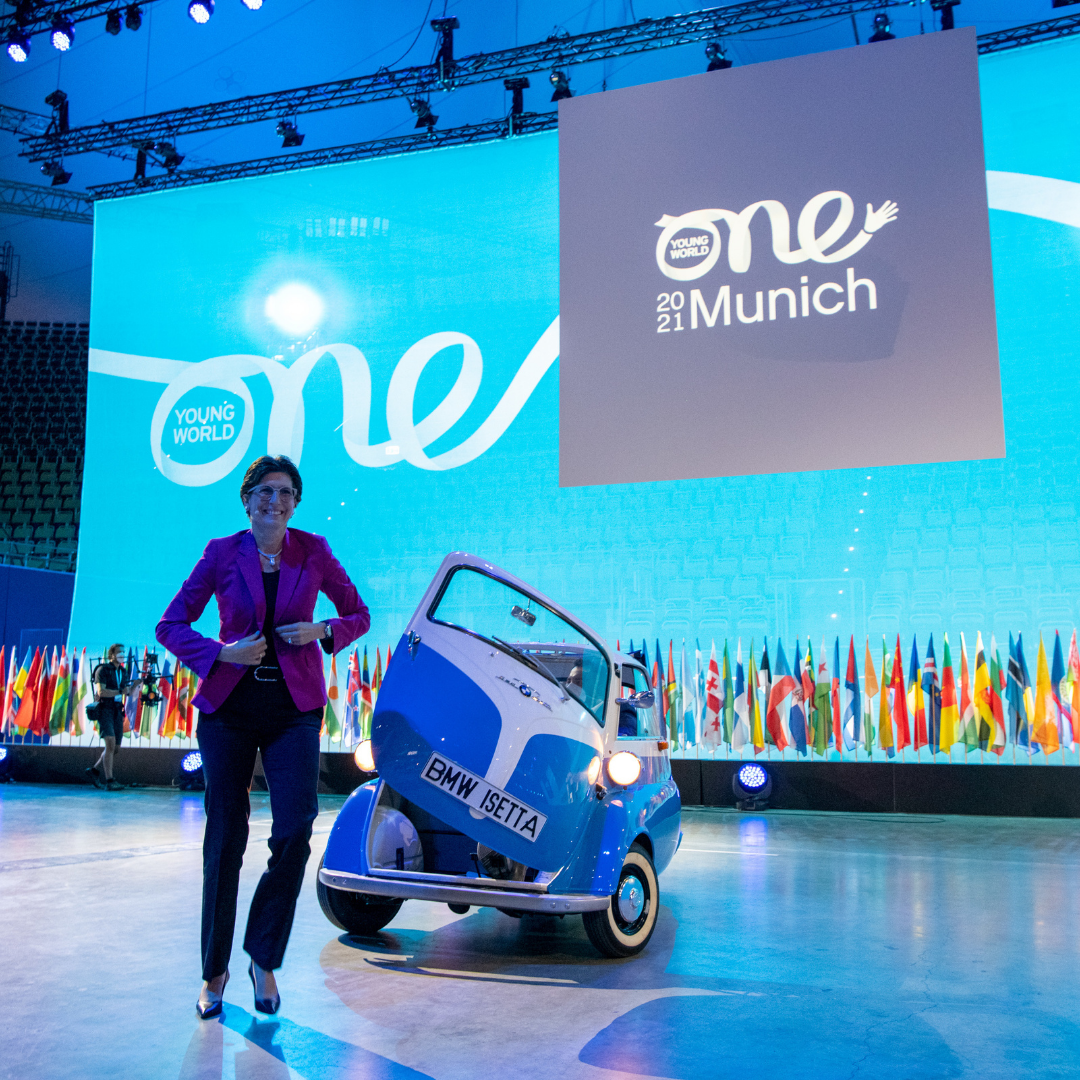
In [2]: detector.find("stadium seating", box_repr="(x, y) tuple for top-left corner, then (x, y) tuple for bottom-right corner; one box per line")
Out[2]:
(0, 322), (87, 573)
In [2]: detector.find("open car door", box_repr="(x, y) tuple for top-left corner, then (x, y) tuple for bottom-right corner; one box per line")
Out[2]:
(372, 554), (609, 873)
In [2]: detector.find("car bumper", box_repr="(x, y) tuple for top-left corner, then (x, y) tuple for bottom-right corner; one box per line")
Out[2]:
(318, 867), (610, 914)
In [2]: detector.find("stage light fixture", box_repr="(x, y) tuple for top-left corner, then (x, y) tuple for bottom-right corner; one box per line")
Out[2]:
(705, 42), (732, 71)
(354, 740), (375, 773)
(6, 31), (31, 62)
(13, 0), (35, 26)
(869, 13), (895, 41)
(276, 119), (304, 147)
(105, 9), (122, 34)
(410, 98), (437, 130)
(188, 0), (214, 24)
(51, 15), (75, 51)
(241, 0), (263, 8)
(40, 159), (72, 186)
(125, 4), (142, 30)
(177, 750), (204, 790)
(45, 89), (69, 134)
(265, 282), (324, 336)
(733, 762), (772, 810)
(155, 141), (184, 170)
(930, 0), (959, 30)
(549, 69), (572, 102)
(504, 76), (529, 116)
(0, 745), (13, 783)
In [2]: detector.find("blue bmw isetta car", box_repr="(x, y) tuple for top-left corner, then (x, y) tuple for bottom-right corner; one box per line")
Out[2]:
(317, 553), (682, 957)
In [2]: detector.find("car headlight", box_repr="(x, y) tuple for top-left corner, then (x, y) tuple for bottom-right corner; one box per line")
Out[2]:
(354, 740), (375, 773)
(606, 751), (641, 787)
(586, 755), (601, 785)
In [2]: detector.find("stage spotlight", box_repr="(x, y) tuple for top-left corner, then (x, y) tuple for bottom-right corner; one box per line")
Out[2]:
(188, 0), (214, 24)
(705, 42), (732, 71)
(504, 76), (529, 116)
(6, 31), (30, 62)
(40, 160), (72, 186)
(410, 98), (437, 130)
(930, 0), (959, 30)
(50, 15), (75, 51)
(0, 745), (13, 783)
(178, 750), (204, 791)
(155, 141), (184, 170)
(733, 762), (772, 810)
(354, 740), (375, 774)
(241, 0), (263, 8)
(276, 119), (304, 147)
(549, 69), (572, 102)
(105, 9), (122, 34)
(125, 4), (142, 30)
(265, 282), (324, 336)
(45, 89), (69, 133)
(869, 13), (895, 41)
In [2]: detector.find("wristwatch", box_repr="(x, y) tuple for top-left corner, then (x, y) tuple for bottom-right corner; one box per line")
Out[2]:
(322, 620), (333, 641)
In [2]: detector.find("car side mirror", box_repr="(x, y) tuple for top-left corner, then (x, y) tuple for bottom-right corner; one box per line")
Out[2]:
(616, 690), (655, 710)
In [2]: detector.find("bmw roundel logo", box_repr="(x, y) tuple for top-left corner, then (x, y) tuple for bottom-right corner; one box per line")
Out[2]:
(519, 683), (533, 697)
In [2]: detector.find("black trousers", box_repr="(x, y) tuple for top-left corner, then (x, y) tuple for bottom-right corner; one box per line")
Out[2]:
(197, 705), (322, 981)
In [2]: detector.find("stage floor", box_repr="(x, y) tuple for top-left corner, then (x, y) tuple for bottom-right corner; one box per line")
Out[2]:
(2, 787), (1079, 1080)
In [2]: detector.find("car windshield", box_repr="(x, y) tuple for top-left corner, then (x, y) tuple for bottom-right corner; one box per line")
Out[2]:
(429, 566), (609, 724)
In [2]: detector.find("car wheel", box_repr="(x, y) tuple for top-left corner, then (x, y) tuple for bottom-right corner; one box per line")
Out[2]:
(316, 854), (403, 936)
(582, 842), (658, 958)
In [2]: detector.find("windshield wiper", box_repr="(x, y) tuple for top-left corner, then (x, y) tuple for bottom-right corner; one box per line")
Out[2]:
(492, 636), (565, 696)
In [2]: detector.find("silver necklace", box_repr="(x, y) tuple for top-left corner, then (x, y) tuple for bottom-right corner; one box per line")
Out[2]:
(256, 544), (283, 566)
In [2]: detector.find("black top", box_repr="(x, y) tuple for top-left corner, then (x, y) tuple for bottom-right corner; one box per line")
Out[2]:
(93, 661), (124, 717)
(215, 571), (300, 720)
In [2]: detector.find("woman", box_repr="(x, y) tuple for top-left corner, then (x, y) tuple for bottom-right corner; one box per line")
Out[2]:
(156, 454), (369, 1020)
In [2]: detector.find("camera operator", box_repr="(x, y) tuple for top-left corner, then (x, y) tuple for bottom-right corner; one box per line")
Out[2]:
(85, 643), (132, 791)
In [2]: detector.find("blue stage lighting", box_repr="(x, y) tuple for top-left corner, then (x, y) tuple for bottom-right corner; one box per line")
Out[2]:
(50, 16), (75, 51)
(6, 32), (30, 62)
(0, 745), (13, 783)
(733, 762), (772, 810)
(188, 0), (214, 24)
(177, 750), (204, 790)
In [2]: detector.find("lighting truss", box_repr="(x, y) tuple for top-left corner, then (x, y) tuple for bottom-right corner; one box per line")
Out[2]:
(87, 111), (560, 200)
(0, 104), (52, 137)
(23, 0), (910, 162)
(976, 11), (1080, 52)
(1, 0), (166, 39)
(0, 178), (92, 222)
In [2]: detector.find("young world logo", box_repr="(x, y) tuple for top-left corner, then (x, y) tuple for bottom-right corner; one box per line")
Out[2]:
(654, 190), (898, 281)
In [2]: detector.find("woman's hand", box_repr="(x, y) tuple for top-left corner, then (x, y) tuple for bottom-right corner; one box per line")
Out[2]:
(275, 622), (325, 648)
(219, 632), (267, 666)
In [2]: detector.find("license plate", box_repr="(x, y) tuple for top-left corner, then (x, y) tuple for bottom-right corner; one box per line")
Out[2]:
(420, 752), (547, 841)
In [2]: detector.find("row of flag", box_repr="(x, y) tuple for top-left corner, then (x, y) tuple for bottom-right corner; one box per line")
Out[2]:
(0, 642), (393, 747)
(627, 630), (1080, 760)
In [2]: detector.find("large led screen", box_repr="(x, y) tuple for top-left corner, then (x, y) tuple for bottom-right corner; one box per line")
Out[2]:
(71, 34), (1080, 762)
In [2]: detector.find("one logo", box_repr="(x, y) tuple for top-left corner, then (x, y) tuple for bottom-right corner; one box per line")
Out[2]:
(147, 318), (560, 487)
(654, 190), (898, 281)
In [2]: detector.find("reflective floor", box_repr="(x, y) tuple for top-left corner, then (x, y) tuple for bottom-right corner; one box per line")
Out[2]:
(2, 784), (1080, 1079)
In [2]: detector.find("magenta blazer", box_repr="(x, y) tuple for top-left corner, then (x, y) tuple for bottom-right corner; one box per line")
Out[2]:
(156, 528), (370, 715)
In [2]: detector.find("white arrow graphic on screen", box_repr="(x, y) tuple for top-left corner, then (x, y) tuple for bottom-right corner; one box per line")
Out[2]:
(91, 317), (560, 487)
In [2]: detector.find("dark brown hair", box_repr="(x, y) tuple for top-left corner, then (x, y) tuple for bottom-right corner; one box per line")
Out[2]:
(240, 455), (303, 505)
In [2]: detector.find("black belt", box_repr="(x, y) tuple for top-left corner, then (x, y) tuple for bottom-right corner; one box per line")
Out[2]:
(253, 665), (282, 682)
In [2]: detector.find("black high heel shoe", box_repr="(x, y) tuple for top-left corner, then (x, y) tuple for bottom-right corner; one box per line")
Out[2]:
(196, 970), (229, 1020)
(248, 960), (280, 1015)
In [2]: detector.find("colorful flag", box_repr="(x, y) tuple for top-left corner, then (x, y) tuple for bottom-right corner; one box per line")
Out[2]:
(324, 651), (343, 742)
(813, 640), (831, 757)
(831, 637), (842, 752)
(704, 641), (722, 748)
(803, 639), (818, 753)
(339, 647), (360, 744)
(1033, 635), (1060, 754)
(1068, 632), (1080, 750)
(758, 639), (773, 747)
(890, 636), (910, 751)
(653, 641), (665, 735)
(988, 636), (1007, 756)
(49, 647), (70, 737)
(790, 640), (808, 756)
(14, 648), (42, 734)
(765, 638), (796, 752)
(666, 641), (678, 746)
(879, 638), (894, 756)
(842, 636), (861, 751)
(748, 642), (765, 754)
(372, 647), (383, 713)
(863, 638), (878, 754)
(1051, 631), (1070, 749)
(721, 640), (734, 747)
(959, 633), (979, 752)
(360, 646), (374, 741)
(732, 640), (749, 750)
(1007, 633), (1031, 752)
(1, 648), (16, 735)
(908, 636), (927, 752)
(13, 646), (31, 700)
(1017, 633), (1036, 751)
(940, 634), (959, 752)
(922, 636), (941, 752)
(973, 632), (997, 752)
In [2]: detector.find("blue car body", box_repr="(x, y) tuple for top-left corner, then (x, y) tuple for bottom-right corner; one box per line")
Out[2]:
(319, 553), (682, 952)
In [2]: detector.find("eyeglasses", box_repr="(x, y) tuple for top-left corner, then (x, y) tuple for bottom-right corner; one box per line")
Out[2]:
(251, 485), (298, 503)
